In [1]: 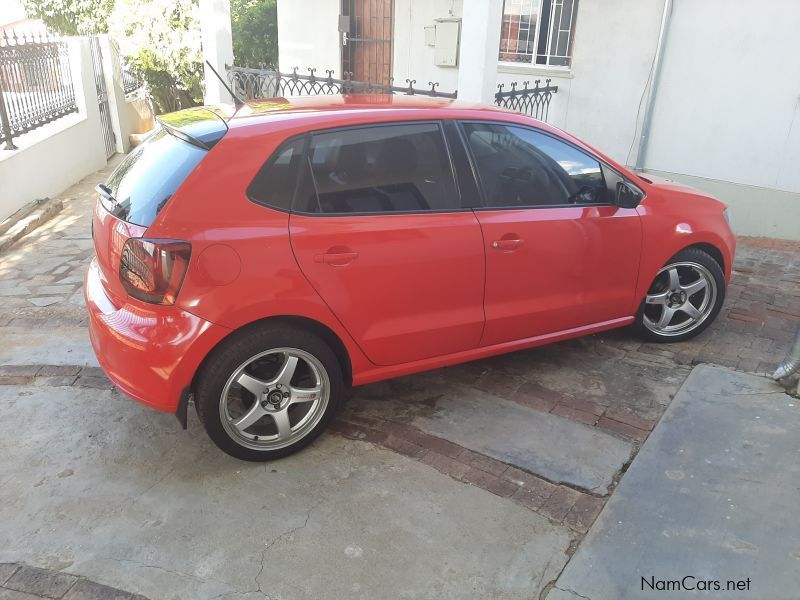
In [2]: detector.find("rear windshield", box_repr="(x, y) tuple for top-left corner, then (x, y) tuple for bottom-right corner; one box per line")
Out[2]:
(102, 128), (207, 226)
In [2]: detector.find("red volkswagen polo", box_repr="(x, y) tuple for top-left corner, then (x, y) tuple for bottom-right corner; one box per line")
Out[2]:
(86, 96), (735, 460)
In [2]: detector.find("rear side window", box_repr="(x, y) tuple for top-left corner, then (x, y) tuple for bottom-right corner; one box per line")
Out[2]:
(247, 137), (305, 211)
(295, 123), (458, 214)
(104, 128), (207, 226)
(463, 123), (608, 208)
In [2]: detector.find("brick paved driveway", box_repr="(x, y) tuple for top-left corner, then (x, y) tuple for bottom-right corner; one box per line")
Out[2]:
(0, 162), (798, 599)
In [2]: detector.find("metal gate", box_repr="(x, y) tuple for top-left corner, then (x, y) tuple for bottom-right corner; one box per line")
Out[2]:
(89, 36), (115, 159)
(340, 0), (393, 86)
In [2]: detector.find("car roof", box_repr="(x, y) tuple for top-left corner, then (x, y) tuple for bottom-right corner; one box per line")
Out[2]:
(212, 94), (523, 128)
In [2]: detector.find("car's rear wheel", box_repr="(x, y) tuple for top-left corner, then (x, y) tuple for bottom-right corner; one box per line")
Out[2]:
(635, 248), (725, 343)
(195, 324), (343, 461)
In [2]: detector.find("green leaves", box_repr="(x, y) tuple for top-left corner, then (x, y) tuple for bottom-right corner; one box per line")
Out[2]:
(21, 0), (277, 113)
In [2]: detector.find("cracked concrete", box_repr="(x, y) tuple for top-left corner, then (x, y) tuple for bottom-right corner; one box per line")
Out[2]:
(0, 384), (572, 599)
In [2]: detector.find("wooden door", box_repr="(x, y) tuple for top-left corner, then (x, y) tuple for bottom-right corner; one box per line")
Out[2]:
(341, 0), (393, 85)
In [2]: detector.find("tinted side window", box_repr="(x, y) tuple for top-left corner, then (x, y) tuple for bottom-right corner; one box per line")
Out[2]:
(296, 123), (458, 214)
(463, 123), (608, 208)
(248, 137), (305, 211)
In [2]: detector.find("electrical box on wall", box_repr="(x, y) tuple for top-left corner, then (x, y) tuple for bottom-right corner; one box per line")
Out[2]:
(433, 18), (460, 67)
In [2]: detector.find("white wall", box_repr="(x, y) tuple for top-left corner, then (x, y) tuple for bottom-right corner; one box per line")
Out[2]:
(1, 38), (108, 220)
(276, 0), (340, 75)
(644, 0), (800, 194)
(393, 0), (462, 92)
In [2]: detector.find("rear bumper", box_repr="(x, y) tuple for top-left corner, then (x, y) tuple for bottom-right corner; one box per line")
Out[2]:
(85, 258), (231, 413)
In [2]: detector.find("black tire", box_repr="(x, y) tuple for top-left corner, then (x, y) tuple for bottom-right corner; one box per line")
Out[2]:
(635, 247), (725, 343)
(195, 323), (344, 461)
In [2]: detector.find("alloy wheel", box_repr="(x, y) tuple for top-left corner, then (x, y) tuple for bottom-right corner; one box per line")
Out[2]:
(642, 261), (718, 337)
(219, 347), (330, 451)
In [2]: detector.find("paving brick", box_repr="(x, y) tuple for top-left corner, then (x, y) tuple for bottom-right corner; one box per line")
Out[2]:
(77, 367), (106, 378)
(35, 375), (79, 387)
(551, 405), (599, 426)
(4, 565), (78, 598)
(461, 467), (518, 497)
(597, 416), (648, 442)
(507, 387), (557, 413)
(37, 365), (81, 377)
(602, 408), (655, 431)
(538, 486), (582, 522)
(455, 448), (508, 477)
(62, 579), (133, 600)
(382, 422), (464, 458)
(381, 435), (428, 459)
(420, 451), (470, 480)
(329, 420), (388, 444)
(563, 494), (606, 533)
(0, 365), (42, 377)
(511, 477), (557, 511)
(473, 369), (523, 399)
(73, 376), (113, 390)
(0, 376), (33, 386)
(557, 396), (605, 416)
(0, 564), (20, 586)
(0, 588), (44, 599)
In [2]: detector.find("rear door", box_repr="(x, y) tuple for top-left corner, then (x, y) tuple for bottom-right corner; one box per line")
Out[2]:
(289, 122), (485, 366)
(460, 121), (642, 346)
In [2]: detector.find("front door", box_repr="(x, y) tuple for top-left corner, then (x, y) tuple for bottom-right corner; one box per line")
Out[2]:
(460, 121), (642, 346)
(290, 122), (485, 366)
(341, 0), (393, 85)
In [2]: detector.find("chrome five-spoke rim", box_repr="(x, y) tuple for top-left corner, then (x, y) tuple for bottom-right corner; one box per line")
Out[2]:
(220, 348), (329, 450)
(643, 261), (717, 337)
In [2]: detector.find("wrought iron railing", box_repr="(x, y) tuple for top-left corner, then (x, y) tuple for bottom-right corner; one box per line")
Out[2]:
(494, 79), (558, 121)
(227, 66), (457, 100)
(0, 30), (78, 150)
(121, 64), (143, 96)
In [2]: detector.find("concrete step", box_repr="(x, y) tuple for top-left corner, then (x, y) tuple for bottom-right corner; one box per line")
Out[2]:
(350, 372), (634, 495)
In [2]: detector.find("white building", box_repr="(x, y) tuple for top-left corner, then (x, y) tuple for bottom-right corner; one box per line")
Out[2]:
(193, 0), (800, 239)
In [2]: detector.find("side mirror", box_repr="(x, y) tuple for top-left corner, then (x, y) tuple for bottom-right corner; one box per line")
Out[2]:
(616, 181), (643, 209)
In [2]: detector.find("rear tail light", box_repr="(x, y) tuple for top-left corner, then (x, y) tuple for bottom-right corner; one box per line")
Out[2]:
(119, 238), (191, 305)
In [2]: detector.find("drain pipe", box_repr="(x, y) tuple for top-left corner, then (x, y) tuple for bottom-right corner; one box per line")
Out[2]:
(773, 328), (800, 394)
(634, 0), (674, 171)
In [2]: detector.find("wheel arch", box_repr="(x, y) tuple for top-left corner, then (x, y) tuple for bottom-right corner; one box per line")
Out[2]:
(678, 242), (725, 273)
(190, 315), (354, 396)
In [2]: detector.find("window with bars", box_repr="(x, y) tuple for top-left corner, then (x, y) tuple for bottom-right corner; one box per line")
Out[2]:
(499, 0), (578, 68)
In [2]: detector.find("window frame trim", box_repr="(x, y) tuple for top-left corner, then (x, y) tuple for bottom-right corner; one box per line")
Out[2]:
(456, 119), (643, 211)
(289, 119), (469, 218)
(246, 133), (310, 214)
(498, 0), (578, 69)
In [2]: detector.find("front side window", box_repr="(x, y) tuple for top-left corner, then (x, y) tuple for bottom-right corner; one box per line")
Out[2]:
(463, 122), (607, 208)
(499, 0), (578, 68)
(296, 123), (459, 214)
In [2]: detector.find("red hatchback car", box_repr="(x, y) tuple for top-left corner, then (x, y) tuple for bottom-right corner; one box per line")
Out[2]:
(86, 95), (735, 460)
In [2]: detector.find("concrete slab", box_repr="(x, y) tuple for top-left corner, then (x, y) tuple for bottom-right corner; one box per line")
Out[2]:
(413, 391), (633, 495)
(0, 327), (98, 367)
(547, 364), (800, 600)
(0, 385), (571, 600)
(352, 375), (633, 494)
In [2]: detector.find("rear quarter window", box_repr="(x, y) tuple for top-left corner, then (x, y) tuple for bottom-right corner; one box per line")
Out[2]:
(103, 128), (207, 226)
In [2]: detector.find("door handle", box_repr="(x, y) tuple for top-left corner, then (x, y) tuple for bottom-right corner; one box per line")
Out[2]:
(491, 239), (524, 251)
(314, 251), (359, 266)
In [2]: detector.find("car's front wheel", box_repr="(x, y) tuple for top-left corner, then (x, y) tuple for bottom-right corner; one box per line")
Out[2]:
(195, 324), (343, 461)
(635, 247), (726, 343)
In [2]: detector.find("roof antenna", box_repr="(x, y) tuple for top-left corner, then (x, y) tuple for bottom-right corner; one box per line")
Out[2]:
(205, 60), (245, 107)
